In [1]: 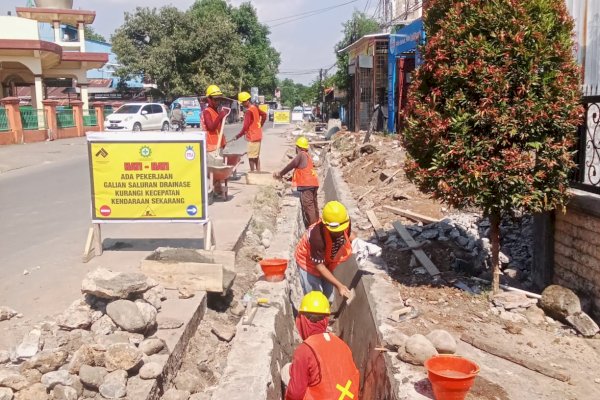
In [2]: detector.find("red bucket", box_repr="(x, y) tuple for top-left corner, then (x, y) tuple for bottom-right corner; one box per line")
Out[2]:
(259, 258), (288, 282)
(424, 355), (479, 400)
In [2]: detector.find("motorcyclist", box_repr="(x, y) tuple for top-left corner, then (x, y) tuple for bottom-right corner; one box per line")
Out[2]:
(171, 103), (185, 131)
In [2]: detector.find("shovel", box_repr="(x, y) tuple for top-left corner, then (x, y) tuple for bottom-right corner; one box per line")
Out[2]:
(212, 107), (231, 160)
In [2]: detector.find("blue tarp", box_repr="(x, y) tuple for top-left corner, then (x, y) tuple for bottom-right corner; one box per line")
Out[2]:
(387, 19), (424, 133)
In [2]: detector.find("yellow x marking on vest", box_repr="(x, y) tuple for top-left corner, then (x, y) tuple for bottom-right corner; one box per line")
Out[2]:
(336, 380), (355, 400)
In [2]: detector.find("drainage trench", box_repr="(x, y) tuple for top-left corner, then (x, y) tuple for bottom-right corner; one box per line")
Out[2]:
(205, 157), (401, 399)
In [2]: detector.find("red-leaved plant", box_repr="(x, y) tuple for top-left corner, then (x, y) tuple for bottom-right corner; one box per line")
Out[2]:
(403, 0), (583, 293)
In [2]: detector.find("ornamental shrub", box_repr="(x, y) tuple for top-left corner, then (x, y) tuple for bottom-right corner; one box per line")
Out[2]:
(403, 0), (582, 292)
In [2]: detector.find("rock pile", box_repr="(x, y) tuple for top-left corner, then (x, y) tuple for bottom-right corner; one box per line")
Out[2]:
(0, 269), (171, 399)
(398, 213), (534, 287)
(387, 329), (457, 366)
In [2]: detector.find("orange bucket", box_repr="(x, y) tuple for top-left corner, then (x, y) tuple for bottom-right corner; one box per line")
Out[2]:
(424, 355), (479, 400)
(259, 258), (288, 282)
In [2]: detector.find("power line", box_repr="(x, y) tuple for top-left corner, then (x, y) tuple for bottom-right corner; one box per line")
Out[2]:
(264, 0), (358, 23)
(268, 0), (359, 28)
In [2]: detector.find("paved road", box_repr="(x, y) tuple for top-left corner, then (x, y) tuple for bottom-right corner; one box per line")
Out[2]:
(0, 123), (288, 348)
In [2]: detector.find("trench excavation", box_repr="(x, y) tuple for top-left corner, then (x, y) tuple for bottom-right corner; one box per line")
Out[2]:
(165, 158), (399, 400)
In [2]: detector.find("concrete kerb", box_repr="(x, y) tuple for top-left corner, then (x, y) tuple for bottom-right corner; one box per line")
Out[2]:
(323, 157), (426, 399)
(210, 189), (302, 400)
(145, 292), (208, 399)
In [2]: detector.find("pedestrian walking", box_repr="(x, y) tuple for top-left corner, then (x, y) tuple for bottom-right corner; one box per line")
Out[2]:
(234, 92), (266, 172)
(273, 137), (319, 228)
(283, 291), (359, 400)
(295, 201), (355, 301)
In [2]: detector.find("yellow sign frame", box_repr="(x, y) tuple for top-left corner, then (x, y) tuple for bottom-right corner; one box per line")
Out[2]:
(87, 132), (208, 223)
(273, 110), (291, 125)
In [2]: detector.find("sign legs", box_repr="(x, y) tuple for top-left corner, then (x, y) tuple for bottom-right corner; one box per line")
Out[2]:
(203, 219), (216, 250)
(82, 223), (103, 263)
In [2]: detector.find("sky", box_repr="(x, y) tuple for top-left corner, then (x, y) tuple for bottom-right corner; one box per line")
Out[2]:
(0, 0), (381, 85)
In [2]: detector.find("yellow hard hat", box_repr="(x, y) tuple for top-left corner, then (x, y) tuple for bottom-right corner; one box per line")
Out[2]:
(206, 85), (223, 97)
(296, 137), (309, 149)
(238, 91), (251, 102)
(322, 201), (349, 232)
(299, 291), (330, 315)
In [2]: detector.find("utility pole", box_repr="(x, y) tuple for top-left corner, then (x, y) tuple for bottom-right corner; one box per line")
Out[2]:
(319, 68), (324, 121)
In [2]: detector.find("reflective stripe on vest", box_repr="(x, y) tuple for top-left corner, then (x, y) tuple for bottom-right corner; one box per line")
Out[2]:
(303, 333), (360, 400)
(245, 105), (263, 142)
(292, 151), (319, 188)
(295, 220), (352, 276)
(202, 107), (223, 152)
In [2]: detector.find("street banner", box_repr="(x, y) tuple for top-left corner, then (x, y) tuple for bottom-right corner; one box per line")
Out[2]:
(87, 132), (207, 223)
(273, 110), (291, 125)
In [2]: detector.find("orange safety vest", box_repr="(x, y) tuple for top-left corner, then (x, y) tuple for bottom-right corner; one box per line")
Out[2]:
(295, 220), (352, 276)
(303, 333), (360, 400)
(202, 107), (225, 152)
(244, 105), (263, 142)
(292, 151), (319, 188)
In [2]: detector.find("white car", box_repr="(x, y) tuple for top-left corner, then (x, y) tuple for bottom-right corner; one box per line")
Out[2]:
(105, 103), (170, 132)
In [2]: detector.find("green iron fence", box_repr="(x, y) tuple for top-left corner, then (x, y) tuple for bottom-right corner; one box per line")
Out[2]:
(83, 109), (98, 126)
(0, 107), (9, 131)
(104, 105), (114, 117)
(56, 108), (75, 128)
(20, 107), (47, 130)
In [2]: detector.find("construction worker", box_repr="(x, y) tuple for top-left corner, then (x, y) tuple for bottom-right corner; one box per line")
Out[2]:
(201, 84), (229, 154)
(284, 291), (359, 400)
(273, 137), (319, 228)
(295, 201), (356, 301)
(234, 92), (266, 172)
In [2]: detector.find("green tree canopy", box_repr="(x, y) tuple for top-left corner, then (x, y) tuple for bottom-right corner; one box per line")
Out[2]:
(84, 26), (107, 43)
(111, 0), (279, 99)
(403, 0), (582, 292)
(278, 78), (320, 108)
(333, 11), (380, 91)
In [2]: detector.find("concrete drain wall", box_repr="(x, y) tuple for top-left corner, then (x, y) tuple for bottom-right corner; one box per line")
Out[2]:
(212, 159), (402, 399)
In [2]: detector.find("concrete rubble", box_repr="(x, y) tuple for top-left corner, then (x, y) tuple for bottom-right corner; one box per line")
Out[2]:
(0, 269), (174, 399)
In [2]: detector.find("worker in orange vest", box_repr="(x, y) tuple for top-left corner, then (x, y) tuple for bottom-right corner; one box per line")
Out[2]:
(201, 84), (229, 155)
(234, 92), (266, 172)
(273, 136), (319, 228)
(284, 291), (359, 400)
(295, 201), (355, 301)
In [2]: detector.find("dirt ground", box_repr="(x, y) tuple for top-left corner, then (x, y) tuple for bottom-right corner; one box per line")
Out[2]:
(329, 131), (600, 400)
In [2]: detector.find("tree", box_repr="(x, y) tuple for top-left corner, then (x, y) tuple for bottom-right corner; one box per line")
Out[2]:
(84, 26), (107, 43)
(333, 11), (379, 91)
(403, 0), (582, 293)
(111, 1), (279, 99)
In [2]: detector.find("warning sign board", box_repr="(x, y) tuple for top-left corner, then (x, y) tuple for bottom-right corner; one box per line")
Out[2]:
(273, 110), (291, 125)
(87, 132), (207, 223)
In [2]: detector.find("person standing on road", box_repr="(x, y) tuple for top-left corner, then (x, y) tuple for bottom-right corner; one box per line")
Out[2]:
(284, 291), (360, 400)
(201, 84), (229, 154)
(234, 92), (266, 172)
(273, 137), (319, 228)
(295, 201), (356, 301)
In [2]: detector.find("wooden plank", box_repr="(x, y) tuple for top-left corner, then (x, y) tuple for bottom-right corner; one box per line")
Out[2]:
(461, 333), (570, 382)
(245, 171), (281, 186)
(383, 206), (440, 224)
(358, 168), (402, 201)
(365, 210), (387, 241)
(93, 224), (103, 256)
(392, 221), (441, 277)
(140, 260), (224, 292)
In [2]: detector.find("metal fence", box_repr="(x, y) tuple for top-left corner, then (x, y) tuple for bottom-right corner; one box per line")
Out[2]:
(573, 95), (600, 195)
(19, 107), (47, 130)
(56, 108), (75, 128)
(0, 107), (9, 131)
(83, 109), (97, 126)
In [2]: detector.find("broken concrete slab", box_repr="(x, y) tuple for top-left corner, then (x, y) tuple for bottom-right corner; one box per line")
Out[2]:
(492, 291), (538, 310)
(16, 329), (42, 359)
(81, 269), (155, 300)
(210, 324), (236, 343)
